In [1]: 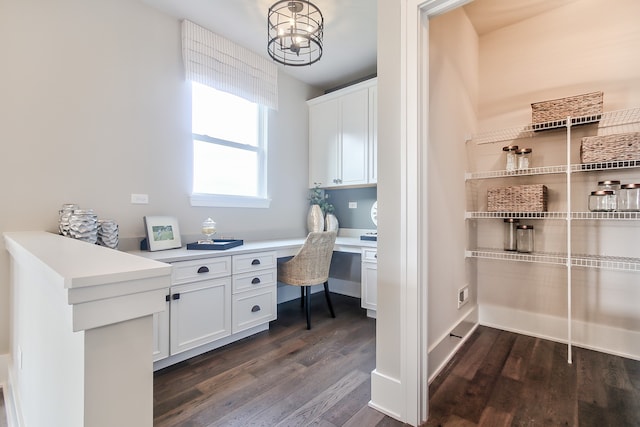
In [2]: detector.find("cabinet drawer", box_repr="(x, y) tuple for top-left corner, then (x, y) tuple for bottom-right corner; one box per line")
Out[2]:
(362, 248), (377, 263)
(232, 287), (276, 333)
(171, 257), (231, 284)
(232, 251), (277, 274)
(232, 268), (277, 294)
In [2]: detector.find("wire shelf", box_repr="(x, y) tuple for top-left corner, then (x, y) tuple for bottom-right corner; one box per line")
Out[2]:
(572, 159), (640, 172)
(571, 212), (640, 220)
(466, 249), (567, 265)
(466, 211), (640, 220)
(469, 107), (640, 145)
(572, 254), (640, 272)
(466, 165), (566, 180)
(466, 212), (567, 219)
(466, 249), (640, 271)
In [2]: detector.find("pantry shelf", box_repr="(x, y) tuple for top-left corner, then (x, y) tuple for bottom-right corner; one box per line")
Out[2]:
(466, 249), (640, 272)
(469, 107), (640, 146)
(466, 211), (640, 220)
(465, 212), (567, 219)
(465, 165), (566, 180)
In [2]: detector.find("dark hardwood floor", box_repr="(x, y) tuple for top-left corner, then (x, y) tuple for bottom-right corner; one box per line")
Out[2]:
(425, 326), (640, 427)
(153, 293), (404, 427)
(154, 296), (640, 427)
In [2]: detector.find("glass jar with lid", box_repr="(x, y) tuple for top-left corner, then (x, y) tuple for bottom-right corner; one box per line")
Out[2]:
(588, 190), (616, 212)
(502, 145), (519, 172)
(516, 148), (532, 170)
(516, 225), (534, 253)
(618, 183), (640, 212)
(597, 180), (621, 192)
(503, 218), (519, 251)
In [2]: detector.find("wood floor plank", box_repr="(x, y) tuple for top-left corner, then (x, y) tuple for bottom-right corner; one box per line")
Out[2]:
(341, 405), (386, 427)
(501, 333), (535, 381)
(274, 370), (369, 427)
(452, 328), (500, 381)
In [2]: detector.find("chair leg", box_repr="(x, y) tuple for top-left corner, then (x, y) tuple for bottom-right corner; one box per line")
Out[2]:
(300, 286), (305, 308)
(324, 281), (336, 318)
(305, 286), (311, 330)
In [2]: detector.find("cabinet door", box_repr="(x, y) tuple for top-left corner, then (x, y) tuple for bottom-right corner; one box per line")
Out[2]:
(368, 85), (377, 184)
(361, 261), (377, 311)
(340, 89), (369, 186)
(152, 296), (170, 361)
(309, 99), (339, 187)
(169, 277), (231, 355)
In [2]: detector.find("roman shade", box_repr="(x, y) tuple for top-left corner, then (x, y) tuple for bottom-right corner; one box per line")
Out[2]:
(182, 20), (278, 110)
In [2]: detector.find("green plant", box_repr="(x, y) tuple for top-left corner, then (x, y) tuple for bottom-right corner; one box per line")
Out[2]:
(308, 183), (335, 215)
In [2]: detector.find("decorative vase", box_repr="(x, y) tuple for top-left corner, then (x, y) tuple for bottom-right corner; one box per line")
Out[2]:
(307, 204), (324, 233)
(325, 213), (339, 232)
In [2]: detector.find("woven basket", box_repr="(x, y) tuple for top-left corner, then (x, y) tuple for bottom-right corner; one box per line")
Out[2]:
(580, 132), (640, 163)
(531, 92), (603, 129)
(487, 184), (548, 212)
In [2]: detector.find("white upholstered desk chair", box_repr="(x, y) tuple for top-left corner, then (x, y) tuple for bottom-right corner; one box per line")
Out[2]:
(277, 231), (337, 330)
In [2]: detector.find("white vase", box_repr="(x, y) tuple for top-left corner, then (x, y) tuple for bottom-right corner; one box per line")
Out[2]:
(307, 205), (324, 233)
(325, 213), (339, 232)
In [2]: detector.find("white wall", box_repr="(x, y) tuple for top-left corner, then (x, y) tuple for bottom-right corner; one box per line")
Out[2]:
(470, 0), (640, 359)
(427, 8), (479, 378)
(0, 0), (317, 355)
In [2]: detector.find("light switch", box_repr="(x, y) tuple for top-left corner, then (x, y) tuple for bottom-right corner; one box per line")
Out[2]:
(131, 193), (149, 204)
(348, 201), (357, 209)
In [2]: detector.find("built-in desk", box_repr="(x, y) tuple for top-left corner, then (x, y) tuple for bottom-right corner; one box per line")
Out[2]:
(128, 236), (376, 262)
(130, 236), (377, 370)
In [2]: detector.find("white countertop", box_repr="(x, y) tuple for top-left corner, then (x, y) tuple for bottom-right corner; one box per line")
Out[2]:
(4, 231), (171, 288)
(128, 236), (376, 263)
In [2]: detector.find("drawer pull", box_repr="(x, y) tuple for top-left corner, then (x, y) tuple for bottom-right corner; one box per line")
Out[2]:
(251, 305), (261, 313)
(165, 294), (170, 302)
(251, 259), (261, 266)
(197, 266), (209, 274)
(251, 277), (261, 285)
(172, 293), (181, 300)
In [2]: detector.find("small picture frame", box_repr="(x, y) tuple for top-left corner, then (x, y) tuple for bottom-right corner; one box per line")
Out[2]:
(143, 216), (182, 251)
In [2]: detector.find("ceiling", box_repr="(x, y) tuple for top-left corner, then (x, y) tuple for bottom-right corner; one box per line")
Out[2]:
(139, 0), (571, 91)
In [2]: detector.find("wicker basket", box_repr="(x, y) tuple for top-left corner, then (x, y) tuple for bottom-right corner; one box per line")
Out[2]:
(580, 132), (640, 163)
(487, 184), (548, 212)
(531, 92), (603, 129)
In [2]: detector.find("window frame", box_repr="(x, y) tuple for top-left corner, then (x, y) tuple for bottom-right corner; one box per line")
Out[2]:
(189, 86), (270, 208)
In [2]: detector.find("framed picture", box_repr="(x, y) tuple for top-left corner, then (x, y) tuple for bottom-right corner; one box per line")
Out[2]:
(143, 216), (182, 251)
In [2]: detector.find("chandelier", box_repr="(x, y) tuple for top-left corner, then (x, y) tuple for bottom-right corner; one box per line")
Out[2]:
(267, 1), (324, 66)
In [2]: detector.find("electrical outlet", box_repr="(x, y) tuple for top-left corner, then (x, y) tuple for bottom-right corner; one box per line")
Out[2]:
(348, 201), (357, 209)
(18, 346), (23, 370)
(457, 286), (469, 309)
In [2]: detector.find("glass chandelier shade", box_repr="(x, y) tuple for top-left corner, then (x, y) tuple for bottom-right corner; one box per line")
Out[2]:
(267, 1), (323, 66)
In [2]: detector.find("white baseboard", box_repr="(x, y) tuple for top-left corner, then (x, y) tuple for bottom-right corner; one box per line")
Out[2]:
(479, 304), (640, 361)
(427, 308), (479, 383)
(369, 369), (403, 422)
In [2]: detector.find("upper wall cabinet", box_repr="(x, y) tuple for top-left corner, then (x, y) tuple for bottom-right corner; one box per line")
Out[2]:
(307, 78), (377, 188)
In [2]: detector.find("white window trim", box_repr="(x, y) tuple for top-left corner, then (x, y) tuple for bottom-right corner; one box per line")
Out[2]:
(190, 193), (271, 208)
(190, 105), (270, 208)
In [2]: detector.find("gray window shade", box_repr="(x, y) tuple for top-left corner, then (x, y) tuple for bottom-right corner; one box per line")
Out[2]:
(182, 20), (278, 110)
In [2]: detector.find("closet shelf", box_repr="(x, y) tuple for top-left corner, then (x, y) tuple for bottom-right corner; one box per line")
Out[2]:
(466, 211), (640, 220)
(466, 249), (640, 272)
(466, 159), (640, 180)
(469, 107), (640, 145)
(466, 212), (566, 219)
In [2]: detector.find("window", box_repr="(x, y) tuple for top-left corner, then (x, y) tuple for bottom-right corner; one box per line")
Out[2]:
(190, 82), (269, 208)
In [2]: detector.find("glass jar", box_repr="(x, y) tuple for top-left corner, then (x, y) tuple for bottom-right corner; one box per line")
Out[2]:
(516, 225), (534, 253)
(502, 145), (519, 172)
(503, 218), (519, 251)
(597, 180), (621, 192)
(618, 183), (640, 212)
(516, 148), (532, 170)
(589, 190), (616, 212)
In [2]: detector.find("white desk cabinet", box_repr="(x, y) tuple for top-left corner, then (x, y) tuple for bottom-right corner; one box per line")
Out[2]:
(308, 78), (377, 188)
(361, 248), (377, 318)
(231, 251), (277, 333)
